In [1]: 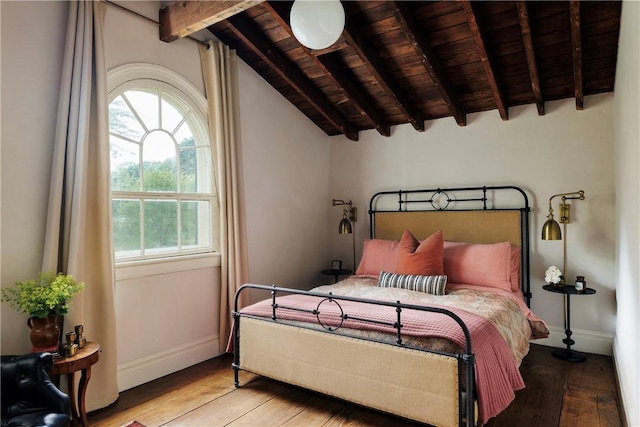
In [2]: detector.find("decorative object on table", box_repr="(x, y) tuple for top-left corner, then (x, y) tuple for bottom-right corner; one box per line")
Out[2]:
(544, 265), (564, 286)
(290, 0), (345, 50)
(74, 324), (87, 348)
(24, 316), (62, 354)
(1, 272), (85, 352)
(332, 198), (357, 270)
(574, 275), (586, 293)
(331, 259), (342, 271)
(541, 190), (586, 279)
(64, 331), (79, 357)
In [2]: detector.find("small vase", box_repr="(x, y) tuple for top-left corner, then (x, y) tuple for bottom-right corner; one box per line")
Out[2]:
(27, 314), (60, 353)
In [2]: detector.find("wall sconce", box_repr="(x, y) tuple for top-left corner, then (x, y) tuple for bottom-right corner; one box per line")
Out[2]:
(541, 190), (585, 279)
(290, 0), (346, 50)
(332, 199), (357, 270)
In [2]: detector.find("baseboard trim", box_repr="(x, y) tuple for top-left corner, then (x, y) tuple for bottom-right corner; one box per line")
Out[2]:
(613, 339), (633, 427)
(117, 336), (221, 392)
(534, 326), (613, 356)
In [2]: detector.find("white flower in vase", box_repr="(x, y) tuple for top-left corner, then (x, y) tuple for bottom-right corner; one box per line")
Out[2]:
(545, 265), (564, 285)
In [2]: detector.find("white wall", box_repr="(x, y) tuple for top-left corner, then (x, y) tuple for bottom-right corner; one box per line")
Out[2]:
(1, 1), (68, 353)
(613, 1), (640, 425)
(329, 95), (616, 356)
(237, 58), (332, 300)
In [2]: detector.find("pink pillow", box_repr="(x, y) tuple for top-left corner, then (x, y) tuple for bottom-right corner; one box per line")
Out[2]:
(395, 230), (444, 276)
(355, 239), (400, 276)
(443, 241), (512, 291)
(510, 246), (521, 292)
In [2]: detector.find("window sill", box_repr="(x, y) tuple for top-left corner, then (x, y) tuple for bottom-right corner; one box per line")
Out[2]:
(115, 253), (221, 281)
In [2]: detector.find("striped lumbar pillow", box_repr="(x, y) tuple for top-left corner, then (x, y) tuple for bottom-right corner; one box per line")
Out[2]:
(378, 271), (448, 295)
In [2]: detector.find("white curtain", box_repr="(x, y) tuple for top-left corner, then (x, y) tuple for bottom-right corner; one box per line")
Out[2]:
(42, 0), (118, 410)
(199, 41), (249, 352)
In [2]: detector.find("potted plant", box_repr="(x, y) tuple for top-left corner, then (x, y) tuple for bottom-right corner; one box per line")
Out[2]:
(1, 272), (84, 352)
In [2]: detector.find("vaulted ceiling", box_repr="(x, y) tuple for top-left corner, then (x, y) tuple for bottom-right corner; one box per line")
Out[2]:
(159, 1), (622, 141)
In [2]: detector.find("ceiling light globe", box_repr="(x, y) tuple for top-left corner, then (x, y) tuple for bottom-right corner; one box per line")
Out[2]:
(290, 0), (345, 50)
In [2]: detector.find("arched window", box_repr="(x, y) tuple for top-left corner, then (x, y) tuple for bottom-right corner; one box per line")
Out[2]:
(108, 64), (217, 261)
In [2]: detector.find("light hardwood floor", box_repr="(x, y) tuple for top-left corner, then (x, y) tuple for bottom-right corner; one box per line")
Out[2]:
(88, 344), (622, 427)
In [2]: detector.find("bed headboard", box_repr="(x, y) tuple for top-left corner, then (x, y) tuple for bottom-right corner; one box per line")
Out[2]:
(369, 185), (531, 305)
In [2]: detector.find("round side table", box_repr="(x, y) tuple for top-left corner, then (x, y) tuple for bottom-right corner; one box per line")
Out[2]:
(542, 284), (596, 362)
(321, 268), (353, 283)
(51, 342), (100, 427)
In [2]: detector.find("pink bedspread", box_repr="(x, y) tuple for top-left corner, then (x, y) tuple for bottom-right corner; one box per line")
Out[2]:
(240, 290), (525, 423)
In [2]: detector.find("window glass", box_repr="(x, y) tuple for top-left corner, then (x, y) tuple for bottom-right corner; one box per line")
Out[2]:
(108, 65), (217, 261)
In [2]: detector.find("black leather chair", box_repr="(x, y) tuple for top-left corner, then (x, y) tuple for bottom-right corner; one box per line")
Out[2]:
(1, 352), (70, 427)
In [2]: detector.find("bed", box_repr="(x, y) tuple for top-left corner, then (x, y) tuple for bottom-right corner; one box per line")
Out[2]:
(231, 185), (549, 427)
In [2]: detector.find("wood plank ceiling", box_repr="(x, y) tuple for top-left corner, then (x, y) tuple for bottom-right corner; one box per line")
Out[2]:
(160, 1), (622, 141)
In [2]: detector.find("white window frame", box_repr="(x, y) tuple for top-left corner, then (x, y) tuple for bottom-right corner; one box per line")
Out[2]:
(108, 63), (219, 266)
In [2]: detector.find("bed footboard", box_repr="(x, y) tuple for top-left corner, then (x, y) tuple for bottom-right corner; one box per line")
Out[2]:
(232, 284), (477, 427)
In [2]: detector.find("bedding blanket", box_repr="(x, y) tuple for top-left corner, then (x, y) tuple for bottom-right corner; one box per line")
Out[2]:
(239, 276), (545, 423)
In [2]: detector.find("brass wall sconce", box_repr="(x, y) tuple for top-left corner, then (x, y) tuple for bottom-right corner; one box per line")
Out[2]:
(332, 199), (357, 234)
(541, 190), (586, 279)
(332, 199), (357, 270)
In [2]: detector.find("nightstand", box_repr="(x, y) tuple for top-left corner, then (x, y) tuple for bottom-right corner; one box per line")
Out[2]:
(321, 268), (352, 283)
(543, 284), (596, 362)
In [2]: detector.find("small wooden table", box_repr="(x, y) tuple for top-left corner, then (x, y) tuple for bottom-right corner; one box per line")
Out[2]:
(51, 342), (100, 426)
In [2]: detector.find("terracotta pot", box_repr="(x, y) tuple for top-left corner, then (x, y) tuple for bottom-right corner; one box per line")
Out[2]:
(27, 314), (60, 353)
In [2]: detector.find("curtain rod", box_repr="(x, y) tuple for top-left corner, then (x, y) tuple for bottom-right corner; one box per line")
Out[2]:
(101, 0), (210, 48)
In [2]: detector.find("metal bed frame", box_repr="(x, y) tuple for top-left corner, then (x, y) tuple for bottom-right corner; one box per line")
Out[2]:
(232, 185), (531, 427)
(233, 284), (477, 426)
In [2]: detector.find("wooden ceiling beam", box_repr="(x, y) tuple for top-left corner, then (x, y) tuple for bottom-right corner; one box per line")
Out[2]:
(461, 1), (509, 121)
(343, 18), (425, 132)
(263, 2), (391, 137)
(317, 53), (391, 137)
(516, 1), (545, 116)
(219, 14), (359, 141)
(390, 2), (466, 126)
(159, 0), (264, 43)
(570, 0), (584, 110)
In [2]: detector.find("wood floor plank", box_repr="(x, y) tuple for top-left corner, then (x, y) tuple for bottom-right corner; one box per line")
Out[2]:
(139, 370), (261, 426)
(279, 389), (354, 426)
(92, 359), (254, 427)
(597, 391), (623, 427)
(164, 377), (290, 426)
(560, 388), (605, 427)
(320, 404), (424, 426)
(567, 354), (618, 393)
(89, 357), (227, 425)
(486, 346), (565, 427)
(226, 380), (329, 426)
(281, 390), (424, 427)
